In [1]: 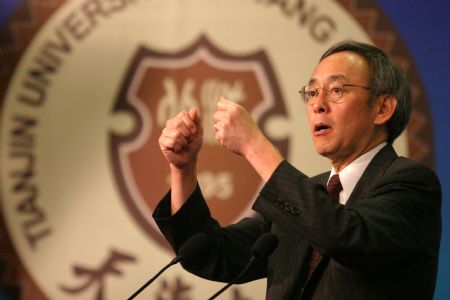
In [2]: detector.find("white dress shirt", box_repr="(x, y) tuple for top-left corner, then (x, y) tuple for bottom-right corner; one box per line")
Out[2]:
(329, 142), (387, 205)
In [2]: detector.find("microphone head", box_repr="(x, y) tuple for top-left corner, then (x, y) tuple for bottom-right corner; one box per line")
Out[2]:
(178, 232), (215, 268)
(251, 233), (279, 260)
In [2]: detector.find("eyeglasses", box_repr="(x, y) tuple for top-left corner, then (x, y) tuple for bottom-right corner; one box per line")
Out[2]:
(299, 82), (371, 104)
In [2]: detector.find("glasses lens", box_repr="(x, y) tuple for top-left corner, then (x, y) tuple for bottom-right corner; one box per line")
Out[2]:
(301, 86), (315, 103)
(327, 82), (344, 101)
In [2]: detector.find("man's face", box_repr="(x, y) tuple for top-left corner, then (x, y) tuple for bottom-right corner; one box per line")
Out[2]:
(307, 51), (382, 169)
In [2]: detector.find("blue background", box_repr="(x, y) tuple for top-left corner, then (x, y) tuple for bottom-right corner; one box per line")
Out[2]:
(372, 0), (450, 298)
(1, 0), (449, 298)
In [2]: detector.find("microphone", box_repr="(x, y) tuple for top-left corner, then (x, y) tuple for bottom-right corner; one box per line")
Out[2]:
(127, 232), (213, 300)
(207, 233), (279, 300)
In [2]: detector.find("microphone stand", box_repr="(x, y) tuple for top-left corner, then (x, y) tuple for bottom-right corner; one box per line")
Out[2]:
(127, 256), (181, 300)
(207, 257), (256, 300)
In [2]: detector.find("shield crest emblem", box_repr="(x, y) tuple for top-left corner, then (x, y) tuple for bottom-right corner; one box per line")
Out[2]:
(110, 36), (289, 247)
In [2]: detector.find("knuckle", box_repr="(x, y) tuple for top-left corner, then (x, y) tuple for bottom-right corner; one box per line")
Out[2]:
(166, 117), (179, 127)
(172, 118), (182, 127)
(177, 111), (188, 119)
(172, 131), (183, 140)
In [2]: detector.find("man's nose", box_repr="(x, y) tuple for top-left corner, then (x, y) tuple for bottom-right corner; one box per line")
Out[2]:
(311, 89), (328, 113)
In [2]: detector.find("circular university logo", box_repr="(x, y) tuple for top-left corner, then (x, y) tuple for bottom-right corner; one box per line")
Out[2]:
(110, 35), (289, 247)
(0, 0), (435, 299)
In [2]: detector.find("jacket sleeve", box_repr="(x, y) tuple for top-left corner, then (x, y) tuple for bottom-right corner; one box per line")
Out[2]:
(153, 184), (272, 282)
(253, 159), (441, 270)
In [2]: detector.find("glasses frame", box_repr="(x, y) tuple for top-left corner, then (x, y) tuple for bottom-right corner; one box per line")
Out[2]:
(299, 83), (371, 104)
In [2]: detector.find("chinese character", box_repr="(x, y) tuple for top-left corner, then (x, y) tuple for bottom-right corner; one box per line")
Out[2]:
(231, 287), (251, 300)
(155, 276), (192, 300)
(60, 249), (136, 299)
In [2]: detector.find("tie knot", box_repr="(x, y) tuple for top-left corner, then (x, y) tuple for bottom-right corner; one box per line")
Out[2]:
(327, 174), (343, 199)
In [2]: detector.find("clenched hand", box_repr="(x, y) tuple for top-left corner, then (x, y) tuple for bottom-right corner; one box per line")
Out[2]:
(213, 96), (264, 157)
(159, 107), (203, 170)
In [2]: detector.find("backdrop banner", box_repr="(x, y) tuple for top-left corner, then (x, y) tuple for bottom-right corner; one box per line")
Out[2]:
(0, 0), (440, 299)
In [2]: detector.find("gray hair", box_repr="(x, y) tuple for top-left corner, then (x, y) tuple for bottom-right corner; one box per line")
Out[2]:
(320, 41), (412, 144)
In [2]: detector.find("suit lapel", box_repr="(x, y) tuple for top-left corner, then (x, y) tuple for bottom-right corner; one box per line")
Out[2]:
(346, 144), (398, 206)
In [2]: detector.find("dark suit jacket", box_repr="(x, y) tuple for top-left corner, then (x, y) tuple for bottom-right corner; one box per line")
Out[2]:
(153, 145), (441, 299)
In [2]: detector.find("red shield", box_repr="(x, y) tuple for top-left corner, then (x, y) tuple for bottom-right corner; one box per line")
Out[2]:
(110, 36), (289, 247)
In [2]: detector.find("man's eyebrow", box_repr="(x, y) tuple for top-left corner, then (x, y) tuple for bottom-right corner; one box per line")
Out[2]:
(308, 74), (348, 85)
(328, 74), (347, 82)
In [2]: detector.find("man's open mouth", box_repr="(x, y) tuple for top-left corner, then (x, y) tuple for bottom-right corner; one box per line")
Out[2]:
(314, 124), (331, 133)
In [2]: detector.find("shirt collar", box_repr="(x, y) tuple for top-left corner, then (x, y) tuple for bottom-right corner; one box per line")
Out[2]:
(329, 142), (387, 205)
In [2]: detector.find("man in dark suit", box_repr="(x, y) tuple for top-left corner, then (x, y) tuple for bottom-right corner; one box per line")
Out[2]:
(154, 41), (441, 299)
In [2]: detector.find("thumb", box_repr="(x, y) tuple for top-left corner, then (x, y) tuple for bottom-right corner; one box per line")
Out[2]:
(189, 107), (203, 133)
(218, 96), (233, 106)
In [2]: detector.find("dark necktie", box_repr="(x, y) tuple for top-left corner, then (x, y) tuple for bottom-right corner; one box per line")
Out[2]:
(307, 174), (343, 275)
(327, 174), (343, 199)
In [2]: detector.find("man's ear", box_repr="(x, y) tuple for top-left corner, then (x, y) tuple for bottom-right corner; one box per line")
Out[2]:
(374, 95), (397, 125)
